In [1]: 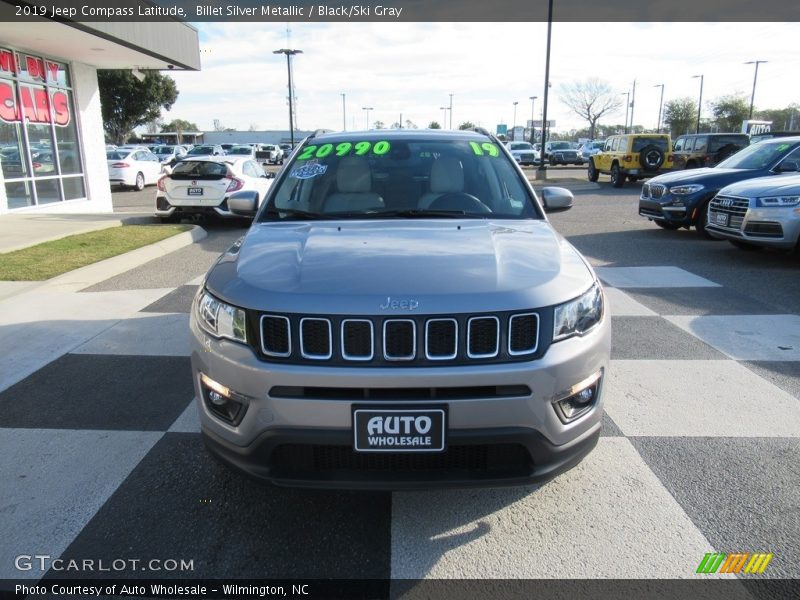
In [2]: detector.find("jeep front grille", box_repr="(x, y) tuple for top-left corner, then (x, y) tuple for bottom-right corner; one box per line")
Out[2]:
(257, 311), (543, 366)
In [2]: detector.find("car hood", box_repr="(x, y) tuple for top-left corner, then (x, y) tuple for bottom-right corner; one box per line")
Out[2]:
(649, 167), (757, 187)
(719, 173), (800, 196)
(206, 220), (595, 315)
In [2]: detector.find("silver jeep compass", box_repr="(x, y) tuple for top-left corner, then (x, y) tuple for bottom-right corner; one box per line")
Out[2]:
(189, 128), (610, 489)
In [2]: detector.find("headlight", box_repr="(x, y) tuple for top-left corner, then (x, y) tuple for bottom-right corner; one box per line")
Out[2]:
(757, 195), (800, 207)
(195, 290), (247, 344)
(669, 184), (705, 195)
(553, 283), (604, 342)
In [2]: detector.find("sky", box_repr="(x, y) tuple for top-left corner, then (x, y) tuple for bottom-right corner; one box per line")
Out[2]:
(161, 22), (800, 135)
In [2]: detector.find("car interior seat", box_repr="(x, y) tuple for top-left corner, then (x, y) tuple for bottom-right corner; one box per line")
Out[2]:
(324, 156), (384, 213)
(418, 156), (464, 209)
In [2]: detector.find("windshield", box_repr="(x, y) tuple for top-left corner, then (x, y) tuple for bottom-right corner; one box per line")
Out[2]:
(261, 137), (539, 221)
(170, 160), (228, 177)
(153, 146), (174, 154)
(106, 151), (129, 160)
(549, 142), (570, 150)
(509, 143), (533, 150)
(188, 146), (215, 155)
(716, 140), (800, 169)
(228, 146), (253, 155)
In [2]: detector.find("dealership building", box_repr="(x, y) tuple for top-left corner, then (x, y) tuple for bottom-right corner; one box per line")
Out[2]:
(0, 18), (200, 214)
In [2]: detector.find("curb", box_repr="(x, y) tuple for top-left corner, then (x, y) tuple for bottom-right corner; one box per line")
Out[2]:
(0, 225), (207, 298)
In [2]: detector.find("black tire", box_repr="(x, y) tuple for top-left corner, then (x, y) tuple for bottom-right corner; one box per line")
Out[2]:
(610, 164), (625, 188)
(655, 221), (681, 230)
(695, 200), (719, 240)
(640, 145), (665, 172)
(729, 239), (760, 251)
(587, 159), (599, 182)
(549, 157), (559, 166)
(134, 172), (145, 191)
(685, 161), (698, 169)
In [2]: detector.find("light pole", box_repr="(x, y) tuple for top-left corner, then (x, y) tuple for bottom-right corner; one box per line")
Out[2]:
(653, 84), (664, 133)
(528, 96), (538, 143)
(273, 48), (302, 146)
(449, 93), (454, 129)
(341, 93), (346, 131)
(512, 101), (519, 139)
(535, 0), (553, 180)
(621, 92), (630, 133)
(440, 107), (449, 128)
(692, 74), (704, 134)
(745, 60), (767, 120)
(362, 107), (373, 130)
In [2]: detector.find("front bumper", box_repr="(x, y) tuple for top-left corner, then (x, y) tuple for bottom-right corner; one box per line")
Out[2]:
(707, 205), (800, 249)
(189, 310), (610, 489)
(639, 191), (708, 226)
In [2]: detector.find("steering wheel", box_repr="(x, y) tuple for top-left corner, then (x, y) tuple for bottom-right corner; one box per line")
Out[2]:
(429, 192), (492, 213)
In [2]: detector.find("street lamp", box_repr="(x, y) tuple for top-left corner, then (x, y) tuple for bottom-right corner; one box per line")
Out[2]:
(529, 96), (538, 143)
(341, 93), (346, 131)
(745, 60), (767, 120)
(272, 48), (303, 146)
(362, 107), (373, 130)
(621, 92), (630, 133)
(440, 106), (449, 128)
(512, 101), (519, 139)
(653, 84), (664, 133)
(449, 93), (454, 129)
(692, 74), (704, 134)
(535, 0), (553, 180)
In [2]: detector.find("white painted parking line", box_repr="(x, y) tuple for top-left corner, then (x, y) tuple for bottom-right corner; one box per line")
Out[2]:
(604, 287), (658, 317)
(0, 429), (161, 579)
(604, 360), (800, 437)
(72, 313), (191, 357)
(666, 315), (800, 362)
(0, 288), (173, 393)
(595, 267), (720, 288)
(168, 400), (201, 433)
(186, 274), (205, 286)
(391, 438), (721, 578)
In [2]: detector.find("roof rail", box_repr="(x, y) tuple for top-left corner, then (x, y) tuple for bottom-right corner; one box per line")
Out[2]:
(472, 126), (492, 137)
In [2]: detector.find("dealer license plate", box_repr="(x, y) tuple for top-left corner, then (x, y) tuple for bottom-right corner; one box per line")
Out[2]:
(187, 187), (203, 196)
(353, 408), (446, 452)
(715, 212), (729, 226)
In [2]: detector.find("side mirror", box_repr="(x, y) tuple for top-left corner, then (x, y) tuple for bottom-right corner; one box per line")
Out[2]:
(541, 186), (574, 213)
(228, 190), (259, 216)
(778, 160), (799, 173)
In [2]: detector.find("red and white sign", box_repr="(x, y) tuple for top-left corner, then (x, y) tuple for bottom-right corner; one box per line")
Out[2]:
(0, 48), (71, 127)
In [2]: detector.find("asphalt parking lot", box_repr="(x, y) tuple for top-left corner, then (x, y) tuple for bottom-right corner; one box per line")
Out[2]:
(1, 177), (798, 586)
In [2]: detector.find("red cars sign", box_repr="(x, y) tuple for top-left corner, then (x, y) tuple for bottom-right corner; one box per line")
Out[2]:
(0, 48), (70, 127)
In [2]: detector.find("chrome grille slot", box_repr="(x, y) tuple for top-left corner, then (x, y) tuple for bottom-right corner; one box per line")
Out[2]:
(425, 318), (458, 360)
(341, 319), (373, 361)
(709, 195), (749, 230)
(467, 316), (500, 358)
(383, 319), (416, 361)
(300, 318), (332, 360)
(508, 313), (539, 355)
(260, 315), (291, 357)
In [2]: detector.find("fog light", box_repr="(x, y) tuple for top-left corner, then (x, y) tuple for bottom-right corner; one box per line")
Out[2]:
(200, 373), (248, 425)
(553, 371), (602, 423)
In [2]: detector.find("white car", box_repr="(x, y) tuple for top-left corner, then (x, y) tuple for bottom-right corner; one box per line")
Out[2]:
(155, 157), (275, 222)
(107, 148), (164, 191)
(254, 144), (284, 165)
(505, 141), (539, 166)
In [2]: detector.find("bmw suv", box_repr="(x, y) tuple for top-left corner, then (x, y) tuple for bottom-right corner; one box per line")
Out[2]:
(190, 128), (610, 489)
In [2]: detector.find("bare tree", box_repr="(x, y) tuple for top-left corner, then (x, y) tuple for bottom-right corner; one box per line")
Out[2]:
(559, 78), (623, 140)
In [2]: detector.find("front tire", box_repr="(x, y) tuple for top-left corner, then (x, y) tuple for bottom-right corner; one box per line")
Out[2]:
(695, 200), (718, 240)
(587, 160), (599, 182)
(134, 172), (145, 191)
(610, 164), (625, 188)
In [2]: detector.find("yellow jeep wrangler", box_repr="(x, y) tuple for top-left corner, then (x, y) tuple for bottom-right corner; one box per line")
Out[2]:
(588, 134), (673, 187)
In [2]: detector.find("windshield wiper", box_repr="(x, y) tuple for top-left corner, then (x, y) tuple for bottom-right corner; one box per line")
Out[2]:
(264, 207), (325, 220)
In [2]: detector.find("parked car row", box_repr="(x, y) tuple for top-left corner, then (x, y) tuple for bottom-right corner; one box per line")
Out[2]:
(638, 136), (800, 251)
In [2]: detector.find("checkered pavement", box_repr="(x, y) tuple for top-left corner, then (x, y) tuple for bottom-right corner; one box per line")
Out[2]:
(0, 261), (797, 582)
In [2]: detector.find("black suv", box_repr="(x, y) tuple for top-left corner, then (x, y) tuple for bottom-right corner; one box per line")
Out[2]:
(672, 133), (749, 169)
